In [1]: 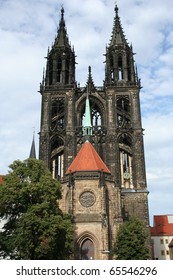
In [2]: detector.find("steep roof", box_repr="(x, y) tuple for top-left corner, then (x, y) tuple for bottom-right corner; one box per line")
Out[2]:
(150, 215), (173, 236)
(29, 134), (36, 159)
(65, 141), (111, 175)
(109, 4), (128, 47)
(54, 7), (71, 49)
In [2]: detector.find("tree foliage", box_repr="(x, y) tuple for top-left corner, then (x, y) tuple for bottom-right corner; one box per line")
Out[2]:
(112, 216), (150, 260)
(0, 158), (73, 259)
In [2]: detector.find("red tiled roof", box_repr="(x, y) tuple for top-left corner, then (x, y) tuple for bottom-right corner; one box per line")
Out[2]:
(66, 141), (111, 175)
(0, 175), (4, 184)
(150, 215), (173, 236)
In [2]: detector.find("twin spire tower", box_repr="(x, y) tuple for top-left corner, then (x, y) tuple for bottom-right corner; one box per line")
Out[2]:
(39, 4), (150, 259)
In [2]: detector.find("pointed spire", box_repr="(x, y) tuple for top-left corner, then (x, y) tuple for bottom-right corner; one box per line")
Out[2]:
(29, 131), (36, 159)
(86, 66), (96, 93)
(61, 5), (64, 19)
(54, 7), (70, 48)
(109, 3), (128, 46)
(115, 2), (118, 15)
(83, 88), (92, 141)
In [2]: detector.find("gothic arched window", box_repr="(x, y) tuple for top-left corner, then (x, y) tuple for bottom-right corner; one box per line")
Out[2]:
(81, 103), (102, 127)
(81, 239), (95, 260)
(51, 99), (65, 130)
(51, 137), (64, 179)
(110, 54), (114, 81)
(119, 134), (133, 189)
(65, 58), (70, 84)
(57, 58), (62, 83)
(118, 55), (123, 80)
(117, 97), (130, 112)
(117, 97), (131, 129)
(52, 152), (64, 179)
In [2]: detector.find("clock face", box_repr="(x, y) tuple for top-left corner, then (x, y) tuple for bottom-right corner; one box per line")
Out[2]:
(123, 172), (130, 180)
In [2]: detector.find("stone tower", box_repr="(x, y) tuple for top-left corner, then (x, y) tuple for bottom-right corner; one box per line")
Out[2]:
(39, 5), (150, 259)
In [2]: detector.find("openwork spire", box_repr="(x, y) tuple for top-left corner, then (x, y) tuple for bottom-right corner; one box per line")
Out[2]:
(44, 7), (76, 86)
(109, 3), (127, 46)
(54, 6), (70, 48)
(105, 4), (138, 85)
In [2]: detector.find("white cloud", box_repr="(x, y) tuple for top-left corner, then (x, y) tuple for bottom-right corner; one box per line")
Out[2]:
(0, 0), (173, 224)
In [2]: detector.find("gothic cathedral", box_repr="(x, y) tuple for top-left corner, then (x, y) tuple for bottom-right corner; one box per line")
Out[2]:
(39, 5), (150, 259)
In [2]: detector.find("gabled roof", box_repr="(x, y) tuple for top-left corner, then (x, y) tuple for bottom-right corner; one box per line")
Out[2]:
(150, 215), (173, 236)
(65, 141), (111, 175)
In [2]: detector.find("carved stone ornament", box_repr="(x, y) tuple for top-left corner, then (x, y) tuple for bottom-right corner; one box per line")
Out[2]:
(79, 191), (96, 208)
(43, 94), (49, 102)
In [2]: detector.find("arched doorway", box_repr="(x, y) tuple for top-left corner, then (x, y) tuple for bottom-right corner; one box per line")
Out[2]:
(81, 239), (95, 260)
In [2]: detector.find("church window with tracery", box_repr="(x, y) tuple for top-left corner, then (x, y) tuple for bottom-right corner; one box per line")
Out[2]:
(81, 104), (102, 128)
(117, 97), (131, 129)
(117, 97), (130, 112)
(110, 55), (114, 81)
(51, 99), (65, 130)
(119, 134), (133, 189)
(52, 153), (64, 179)
(51, 137), (64, 179)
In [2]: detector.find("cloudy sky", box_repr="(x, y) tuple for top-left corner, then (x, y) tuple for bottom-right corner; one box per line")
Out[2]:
(0, 0), (173, 225)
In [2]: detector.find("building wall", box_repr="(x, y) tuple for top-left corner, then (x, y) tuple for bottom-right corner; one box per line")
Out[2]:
(59, 174), (122, 259)
(39, 6), (150, 259)
(151, 236), (173, 260)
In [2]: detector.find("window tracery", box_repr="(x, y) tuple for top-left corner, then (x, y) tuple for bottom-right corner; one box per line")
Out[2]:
(119, 134), (133, 189)
(51, 99), (65, 130)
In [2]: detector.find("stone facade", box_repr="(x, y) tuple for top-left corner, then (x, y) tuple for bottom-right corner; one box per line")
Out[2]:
(59, 172), (122, 259)
(39, 5), (150, 259)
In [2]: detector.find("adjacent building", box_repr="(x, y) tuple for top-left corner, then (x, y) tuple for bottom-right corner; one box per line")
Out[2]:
(150, 215), (173, 260)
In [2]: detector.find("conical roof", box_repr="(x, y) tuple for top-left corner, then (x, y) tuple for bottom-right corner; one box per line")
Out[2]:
(66, 141), (111, 175)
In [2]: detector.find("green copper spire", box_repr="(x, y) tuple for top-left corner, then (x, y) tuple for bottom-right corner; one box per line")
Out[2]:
(83, 90), (92, 142)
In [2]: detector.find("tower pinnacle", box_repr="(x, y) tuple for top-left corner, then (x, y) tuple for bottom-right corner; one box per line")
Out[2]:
(29, 131), (36, 159)
(61, 5), (64, 19)
(115, 3), (118, 15)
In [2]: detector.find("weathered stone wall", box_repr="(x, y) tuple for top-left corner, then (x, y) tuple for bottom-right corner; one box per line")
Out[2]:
(59, 175), (122, 259)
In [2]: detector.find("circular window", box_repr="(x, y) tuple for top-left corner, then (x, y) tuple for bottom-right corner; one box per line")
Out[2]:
(79, 191), (96, 208)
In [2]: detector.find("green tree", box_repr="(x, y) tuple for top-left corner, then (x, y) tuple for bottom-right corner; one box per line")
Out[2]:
(112, 216), (150, 260)
(0, 158), (73, 259)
